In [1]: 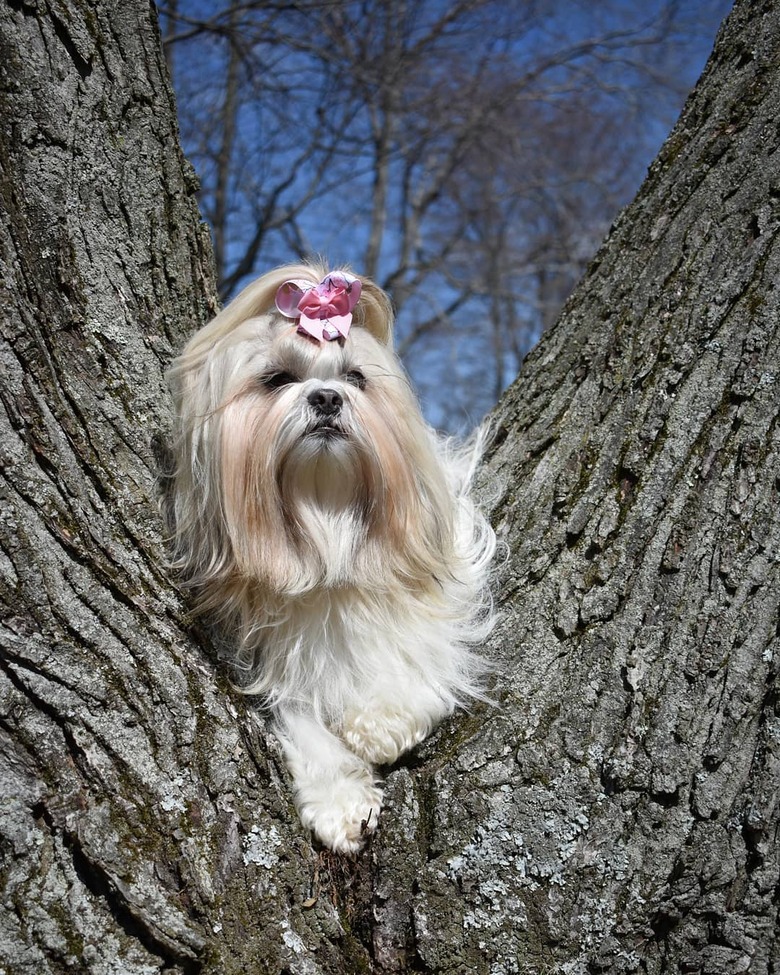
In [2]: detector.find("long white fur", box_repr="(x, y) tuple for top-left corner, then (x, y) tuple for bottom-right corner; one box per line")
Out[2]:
(168, 263), (495, 852)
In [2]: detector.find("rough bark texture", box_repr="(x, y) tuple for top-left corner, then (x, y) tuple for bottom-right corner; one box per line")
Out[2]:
(463, 3), (780, 969)
(0, 1), (777, 974)
(0, 3), (333, 974)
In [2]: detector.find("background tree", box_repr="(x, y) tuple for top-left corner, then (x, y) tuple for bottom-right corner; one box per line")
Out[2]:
(1, 2), (777, 975)
(160, 0), (732, 429)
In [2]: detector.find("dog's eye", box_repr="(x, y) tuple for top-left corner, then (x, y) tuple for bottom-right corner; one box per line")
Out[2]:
(345, 370), (367, 390)
(264, 371), (298, 390)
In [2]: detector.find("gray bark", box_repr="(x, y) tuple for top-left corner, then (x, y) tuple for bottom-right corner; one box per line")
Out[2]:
(0, 1), (777, 975)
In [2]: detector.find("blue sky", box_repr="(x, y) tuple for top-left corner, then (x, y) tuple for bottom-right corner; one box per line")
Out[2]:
(163, 0), (734, 429)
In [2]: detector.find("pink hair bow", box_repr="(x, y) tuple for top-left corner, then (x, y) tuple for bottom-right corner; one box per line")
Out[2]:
(275, 272), (362, 341)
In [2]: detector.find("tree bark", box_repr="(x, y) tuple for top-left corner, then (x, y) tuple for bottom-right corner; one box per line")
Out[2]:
(0, 2), (777, 975)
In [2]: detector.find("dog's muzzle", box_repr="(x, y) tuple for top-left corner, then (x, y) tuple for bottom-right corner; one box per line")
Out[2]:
(306, 387), (346, 438)
(307, 387), (343, 417)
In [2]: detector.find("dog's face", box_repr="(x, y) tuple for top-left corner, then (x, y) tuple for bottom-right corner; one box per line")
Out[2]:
(170, 269), (456, 597)
(218, 315), (399, 474)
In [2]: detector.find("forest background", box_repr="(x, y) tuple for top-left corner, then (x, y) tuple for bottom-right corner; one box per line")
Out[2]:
(161, 0), (732, 429)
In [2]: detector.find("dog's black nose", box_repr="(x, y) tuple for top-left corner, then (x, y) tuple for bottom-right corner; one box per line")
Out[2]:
(307, 387), (343, 417)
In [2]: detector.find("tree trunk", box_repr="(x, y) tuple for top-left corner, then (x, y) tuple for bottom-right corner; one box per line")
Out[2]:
(0, 2), (777, 975)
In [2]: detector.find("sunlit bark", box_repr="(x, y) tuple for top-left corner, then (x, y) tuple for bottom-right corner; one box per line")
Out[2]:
(1, 1), (777, 973)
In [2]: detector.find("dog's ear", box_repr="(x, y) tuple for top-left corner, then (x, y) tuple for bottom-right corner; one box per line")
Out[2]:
(354, 278), (394, 347)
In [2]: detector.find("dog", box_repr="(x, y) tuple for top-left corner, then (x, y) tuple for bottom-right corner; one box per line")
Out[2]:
(167, 264), (495, 852)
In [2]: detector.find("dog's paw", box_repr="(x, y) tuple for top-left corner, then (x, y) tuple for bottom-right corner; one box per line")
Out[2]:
(296, 772), (382, 853)
(341, 707), (434, 766)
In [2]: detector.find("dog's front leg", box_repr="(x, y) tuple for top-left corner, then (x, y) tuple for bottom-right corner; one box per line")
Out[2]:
(275, 707), (383, 853)
(341, 683), (453, 766)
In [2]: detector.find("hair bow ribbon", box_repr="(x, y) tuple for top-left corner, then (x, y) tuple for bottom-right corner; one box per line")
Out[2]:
(275, 273), (362, 341)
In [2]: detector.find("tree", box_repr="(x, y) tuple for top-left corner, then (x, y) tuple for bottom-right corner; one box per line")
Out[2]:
(0, 2), (777, 975)
(160, 0), (731, 430)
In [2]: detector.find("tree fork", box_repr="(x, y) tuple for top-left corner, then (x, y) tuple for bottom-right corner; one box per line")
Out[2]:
(1, 1), (778, 974)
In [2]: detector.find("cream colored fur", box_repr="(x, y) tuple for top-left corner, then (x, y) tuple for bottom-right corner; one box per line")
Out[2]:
(168, 263), (495, 852)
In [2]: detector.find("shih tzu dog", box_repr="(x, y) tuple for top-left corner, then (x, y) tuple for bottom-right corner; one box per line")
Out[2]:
(167, 264), (495, 852)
